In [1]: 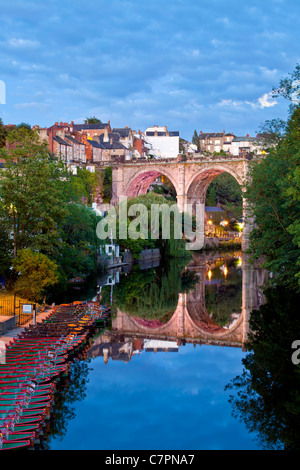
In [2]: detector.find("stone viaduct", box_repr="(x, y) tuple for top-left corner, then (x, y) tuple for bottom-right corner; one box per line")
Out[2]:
(110, 154), (255, 250)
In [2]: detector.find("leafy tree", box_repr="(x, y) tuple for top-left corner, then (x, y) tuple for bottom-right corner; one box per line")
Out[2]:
(64, 167), (101, 204)
(245, 105), (300, 291)
(0, 128), (67, 259)
(84, 116), (102, 124)
(272, 63), (300, 103)
(206, 186), (217, 206)
(102, 167), (112, 202)
(12, 248), (60, 302)
(255, 118), (287, 150)
(192, 130), (200, 151)
(55, 203), (99, 279)
(0, 118), (7, 148)
(205, 173), (243, 222)
(17, 122), (31, 130)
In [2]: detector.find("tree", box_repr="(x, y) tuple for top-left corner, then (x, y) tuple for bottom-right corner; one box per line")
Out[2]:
(0, 118), (7, 148)
(272, 63), (300, 104)
(56, 203), (99, 279)
(192, 129), (200, 151)
(245, 105), (300, 291)
(255, 118), (287, 150)
(64, 168), (101, 204)
(0, 128), (67, 259)
(102, 166), (112, 202)
(17, 122), (31, 130)
(84, 116), (102, 124)
(13, 248), (60, 302)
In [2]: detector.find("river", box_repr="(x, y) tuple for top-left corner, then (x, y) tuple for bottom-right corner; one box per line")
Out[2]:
(42, 250), (300, 450)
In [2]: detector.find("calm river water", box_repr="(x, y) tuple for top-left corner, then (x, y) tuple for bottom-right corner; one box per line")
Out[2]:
(44, 251), (272, 450)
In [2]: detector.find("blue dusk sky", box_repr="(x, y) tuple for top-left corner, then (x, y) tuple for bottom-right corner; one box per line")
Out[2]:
(0, 0), (299, 140)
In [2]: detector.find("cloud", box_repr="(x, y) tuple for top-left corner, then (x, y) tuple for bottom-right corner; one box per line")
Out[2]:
(7, 38), (39, 48)
(257, 93), (278, 108)
(0, 0), (297, 138)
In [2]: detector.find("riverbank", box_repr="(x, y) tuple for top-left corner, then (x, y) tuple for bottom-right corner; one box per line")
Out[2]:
(0, 306), (55, 345)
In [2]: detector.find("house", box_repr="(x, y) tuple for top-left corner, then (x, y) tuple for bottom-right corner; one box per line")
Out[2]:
(230, 136), (261, 156)
(64, 134), (86, 164)
(52, 135), (73, 162)
(73, 121), (111, 140)
(198, 130), (235, 153)
(180, 138), (198, 154)
(143, 125), (180, 159)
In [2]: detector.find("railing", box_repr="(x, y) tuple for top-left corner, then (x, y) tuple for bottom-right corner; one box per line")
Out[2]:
(86, 152), (260, 167)
(0, 296), (37, 328)
(0, 297), (15, 317)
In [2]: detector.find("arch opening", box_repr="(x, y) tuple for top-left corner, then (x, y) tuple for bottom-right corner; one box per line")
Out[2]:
(186, 167), (244, 241)
(126, 170), (178, 202)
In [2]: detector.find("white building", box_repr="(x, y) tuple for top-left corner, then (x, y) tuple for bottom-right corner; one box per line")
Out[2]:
(143, 125), (179, 159)
(230, 136), (262, 156)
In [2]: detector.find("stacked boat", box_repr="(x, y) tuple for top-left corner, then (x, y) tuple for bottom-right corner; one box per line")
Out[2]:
(0, 301), (110, 450)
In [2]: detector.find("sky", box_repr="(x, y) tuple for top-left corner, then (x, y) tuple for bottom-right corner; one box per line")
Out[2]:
(0, 0), (299, 141)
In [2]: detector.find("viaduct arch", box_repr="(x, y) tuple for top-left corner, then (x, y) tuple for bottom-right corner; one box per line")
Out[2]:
(110, 155), (253, 250)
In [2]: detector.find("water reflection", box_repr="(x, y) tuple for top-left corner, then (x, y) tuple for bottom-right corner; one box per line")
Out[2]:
(45, 250), (275, 450)
(90, 251), (267, 364)
(225, 286), (300, 450)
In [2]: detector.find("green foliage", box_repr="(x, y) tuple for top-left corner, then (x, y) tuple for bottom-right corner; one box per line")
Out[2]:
(192, 129), (200, 151)
(245, 105), (300, 290)
(84, 116), (102, 124)
(205, 173), (243, 223)
(102, 167), (112, 202)
(12, 248), (59, 302)
(272, 63), (300, 103)
(0, 128), (103, 298)
(0, 118), (7, 148)
(55, 203), (99, 280)
(206, 186), (217, 206)
(115, 192), (188, 258)
(17, 122), (31, 130)
(65, 168), (100, 204)
(0, 129), (68, 258)
(208, 173), (242, 206)
(256, 118), (287, 149)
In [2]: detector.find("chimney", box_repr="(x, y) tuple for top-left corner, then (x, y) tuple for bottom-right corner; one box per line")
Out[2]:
(103, 127), (109, 143)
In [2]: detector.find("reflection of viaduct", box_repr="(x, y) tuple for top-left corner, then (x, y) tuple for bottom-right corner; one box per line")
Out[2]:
(111, 254), (267, 350)
(110, 156), (256, 250)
